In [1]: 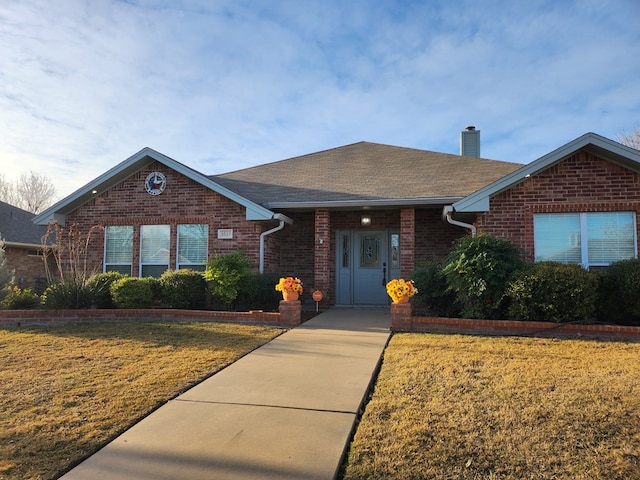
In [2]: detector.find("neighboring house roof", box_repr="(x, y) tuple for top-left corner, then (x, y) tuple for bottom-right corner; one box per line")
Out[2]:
(452, 132), (640, 213)
(33, 147), (278, 226)
(212, 141), (523, 209)
(0, 200), (47, 248)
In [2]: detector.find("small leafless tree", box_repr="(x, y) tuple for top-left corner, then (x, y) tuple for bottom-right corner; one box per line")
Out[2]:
(41, 221), (104, 285)
(617, 126), (640, 150)
(0, 171), (57, 213)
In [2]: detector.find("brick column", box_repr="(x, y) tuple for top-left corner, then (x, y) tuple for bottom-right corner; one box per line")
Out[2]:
(400, 207), (415, 278)
(391, 302), (413, 332)
(314, 208), (331, 307)
(278, 300), (302, 326)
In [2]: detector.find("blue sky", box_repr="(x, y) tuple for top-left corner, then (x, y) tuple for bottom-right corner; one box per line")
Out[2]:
(1, 0), (639, 198)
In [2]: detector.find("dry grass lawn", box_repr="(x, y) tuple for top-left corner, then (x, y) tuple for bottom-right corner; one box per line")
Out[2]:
(343, 334), (640, 480)
(0, 321), (283, 480)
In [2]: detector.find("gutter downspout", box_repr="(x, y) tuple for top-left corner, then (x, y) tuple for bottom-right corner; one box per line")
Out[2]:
(259, 213), (294, 274)
(442, 205), (477, 237)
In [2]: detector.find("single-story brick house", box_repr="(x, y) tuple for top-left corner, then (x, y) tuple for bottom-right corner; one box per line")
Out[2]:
(0, 201), (50, 292)
(33, 131), (640, 307)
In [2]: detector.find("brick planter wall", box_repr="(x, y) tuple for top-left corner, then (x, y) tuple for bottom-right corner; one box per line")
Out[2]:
(391, 303), (640, 341)
(0, 301), (302, 328)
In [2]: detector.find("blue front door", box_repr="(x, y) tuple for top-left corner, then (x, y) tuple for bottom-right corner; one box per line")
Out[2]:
(336, 230), (401, 305)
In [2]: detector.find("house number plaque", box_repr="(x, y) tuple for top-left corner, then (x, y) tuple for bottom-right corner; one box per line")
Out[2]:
(217, 229), (233, 239)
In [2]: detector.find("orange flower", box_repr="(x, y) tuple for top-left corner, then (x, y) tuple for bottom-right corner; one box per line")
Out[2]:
(275, 276), (304, 294)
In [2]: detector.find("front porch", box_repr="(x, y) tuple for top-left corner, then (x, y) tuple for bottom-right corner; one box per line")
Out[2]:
(272, 207), (465, 307)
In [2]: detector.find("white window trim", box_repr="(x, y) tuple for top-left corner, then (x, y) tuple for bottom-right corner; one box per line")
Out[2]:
(534, 212), (637, 269)
(103, 225), (133, 275)
(140, 224), (171, 278)
(176, 224), (209, 271)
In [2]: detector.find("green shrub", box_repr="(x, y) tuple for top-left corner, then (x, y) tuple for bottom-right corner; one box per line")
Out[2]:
(235, 273), (282, 312)
(204, 252), (254, 309)
(110, 277), (156, 309)
(42, 280), (93, 309)
(506, 262), (598, 323)
(442, 234), (525, 319)
(159, 269), (207, 309)
(2, 286), (40, 310)
(410, 261), (460, 317)
(86, 271), (126, 308)
(596, 258), (640, 325)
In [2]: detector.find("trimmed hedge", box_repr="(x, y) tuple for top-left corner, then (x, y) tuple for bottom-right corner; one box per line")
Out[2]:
(597, 258), (640, 325)
(110, 277), (156, 309)
(159, 269), (207, 309)
(506, 262), (599, 323)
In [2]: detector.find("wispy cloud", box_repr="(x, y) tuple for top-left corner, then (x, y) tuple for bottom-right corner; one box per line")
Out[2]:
(1, 0), (639, 197)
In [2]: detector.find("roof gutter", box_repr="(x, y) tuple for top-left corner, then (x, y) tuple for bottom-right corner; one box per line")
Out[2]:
(442, 205), (477, 237)
(259, 213), (293, 274)
(2, 241), (44, 249)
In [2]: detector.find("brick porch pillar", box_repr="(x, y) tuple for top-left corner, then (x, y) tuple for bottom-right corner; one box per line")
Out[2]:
(400, 207), (415, 278)
(391, 302), (413, 332)
(279, 300), (302, 326)
(314, 208), (331, 307)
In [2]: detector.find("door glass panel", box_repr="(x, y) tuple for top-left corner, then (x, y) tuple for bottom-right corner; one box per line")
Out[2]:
(360, 235), (380, 267)
(390, 233), (400, 268)
(342, 235), (350, 268)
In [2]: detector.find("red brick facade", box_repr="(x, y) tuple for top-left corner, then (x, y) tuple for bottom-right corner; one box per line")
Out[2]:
(3, 246), (51, 293)
(273, 208), (465, 305)
(62, 162), (277, 278)
(476, 151), (640, 261)
(45, 143), (638, 308)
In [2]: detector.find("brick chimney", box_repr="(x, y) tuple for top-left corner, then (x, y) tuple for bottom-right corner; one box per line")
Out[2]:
(460, 126), (480, 157)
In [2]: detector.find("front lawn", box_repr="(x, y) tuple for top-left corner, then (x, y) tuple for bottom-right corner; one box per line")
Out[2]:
(0, 321), (283, 480)
(343, 334), (640, 480)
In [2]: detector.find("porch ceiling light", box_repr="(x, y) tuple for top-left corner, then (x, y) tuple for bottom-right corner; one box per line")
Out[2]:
(361, 215), (371, 226)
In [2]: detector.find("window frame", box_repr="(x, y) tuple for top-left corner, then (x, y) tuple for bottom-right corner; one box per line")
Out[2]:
(103, 225), (134, 275)
(140, 224), (171, 278)
(534, 211), (637, 268)
(177, 224), (209, 271)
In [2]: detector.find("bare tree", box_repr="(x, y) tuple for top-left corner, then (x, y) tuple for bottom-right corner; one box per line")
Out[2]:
(0, 174), (15, 205)
(0, 171), (57, 213)
(618, 126), (640, 150)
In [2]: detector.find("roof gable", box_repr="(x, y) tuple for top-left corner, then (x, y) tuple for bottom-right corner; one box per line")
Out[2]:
(33, 148), (276, 225)
(452, 133), (640, 213)
(213, 142), (522, 209)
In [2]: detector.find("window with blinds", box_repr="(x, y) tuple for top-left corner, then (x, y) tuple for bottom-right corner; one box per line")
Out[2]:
(140, 225), (170, 277)
(104, 226), (133, 275)
(534, 212), (636, 268)
(177, 224), (208, 271)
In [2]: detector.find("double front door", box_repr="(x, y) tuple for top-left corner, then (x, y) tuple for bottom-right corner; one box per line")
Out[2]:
(336, 230), (401, 305)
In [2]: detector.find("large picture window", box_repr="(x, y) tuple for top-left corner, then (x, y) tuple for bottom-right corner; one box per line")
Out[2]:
(534, 212), (637, 268)
(104, 226), (133, 275)
(140, 225), (170, 277)
(177, 224), (208, 271)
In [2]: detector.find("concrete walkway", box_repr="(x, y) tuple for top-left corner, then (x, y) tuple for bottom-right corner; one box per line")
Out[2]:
(59, 308), (391, 480)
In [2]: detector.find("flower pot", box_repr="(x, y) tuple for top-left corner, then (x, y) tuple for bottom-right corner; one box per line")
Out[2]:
(282, 290), (299, 302)
(394, 295), (410, 304)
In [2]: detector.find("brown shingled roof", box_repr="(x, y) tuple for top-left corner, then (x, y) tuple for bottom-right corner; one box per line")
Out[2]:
(211, 141), (523, 208)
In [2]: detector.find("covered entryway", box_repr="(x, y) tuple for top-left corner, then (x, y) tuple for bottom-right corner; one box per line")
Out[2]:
(336, 230), (401, 305)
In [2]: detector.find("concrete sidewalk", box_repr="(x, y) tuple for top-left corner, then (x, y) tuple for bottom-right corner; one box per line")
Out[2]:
(59, 308), (391, 480)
